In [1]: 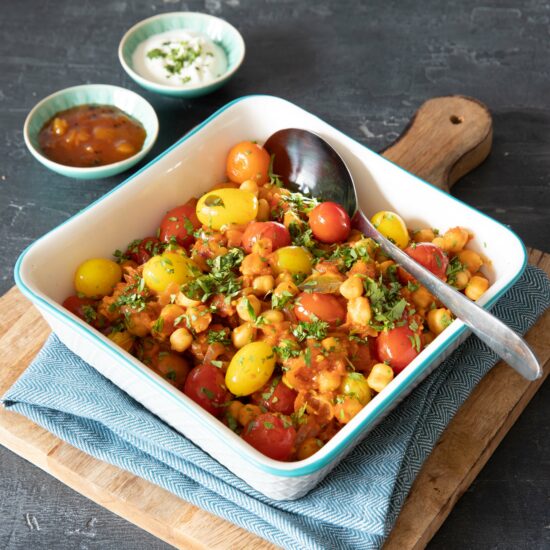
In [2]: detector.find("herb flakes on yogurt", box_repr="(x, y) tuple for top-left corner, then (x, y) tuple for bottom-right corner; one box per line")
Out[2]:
(133, 30), (227, 87)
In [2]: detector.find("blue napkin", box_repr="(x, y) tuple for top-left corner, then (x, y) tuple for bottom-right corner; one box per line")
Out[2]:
(3, 265), (549, 550)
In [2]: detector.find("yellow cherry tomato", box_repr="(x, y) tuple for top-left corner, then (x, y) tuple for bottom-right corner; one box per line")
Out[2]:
(196, 188), (258, 230)
(370, 210), (409, 249)
(143, 252), (200, 294)
(225, 341), (276, 396)
(74, 258), (122, 298)
(272, 246), (313, 276)
(339, 373), (372, 406)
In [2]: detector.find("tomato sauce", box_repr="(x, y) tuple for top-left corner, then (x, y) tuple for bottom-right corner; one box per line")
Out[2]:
(38, 104), (146, 168)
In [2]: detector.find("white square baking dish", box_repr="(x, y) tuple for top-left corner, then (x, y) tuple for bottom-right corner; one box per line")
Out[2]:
(15, 95), (527, 500)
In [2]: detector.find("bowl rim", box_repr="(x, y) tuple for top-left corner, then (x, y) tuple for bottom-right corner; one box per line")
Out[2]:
(15, 94), (528, 477)
(23, 83), (159, 176)
(118, 11), (246, 93)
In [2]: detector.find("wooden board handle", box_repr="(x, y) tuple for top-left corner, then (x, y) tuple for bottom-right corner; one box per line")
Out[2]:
(381, 96), (493, 193)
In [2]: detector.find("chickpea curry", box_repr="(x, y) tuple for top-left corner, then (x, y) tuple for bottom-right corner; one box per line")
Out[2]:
(63, 139), (491, 462)
(38, 104), (146, 167)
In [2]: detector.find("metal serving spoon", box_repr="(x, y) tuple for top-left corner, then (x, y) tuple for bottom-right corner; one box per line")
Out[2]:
(264, 128), (541, 381)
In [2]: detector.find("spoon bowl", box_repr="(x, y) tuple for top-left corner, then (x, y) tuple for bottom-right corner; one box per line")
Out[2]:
(264, 128), (541, 381)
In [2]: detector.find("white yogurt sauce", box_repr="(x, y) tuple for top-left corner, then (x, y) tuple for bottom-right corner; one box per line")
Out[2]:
(132, 30), (227, 87)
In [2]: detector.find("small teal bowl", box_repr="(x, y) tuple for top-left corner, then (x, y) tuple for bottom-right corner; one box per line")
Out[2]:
(118, 12), (245, 98)
(23, 84), (159, 180)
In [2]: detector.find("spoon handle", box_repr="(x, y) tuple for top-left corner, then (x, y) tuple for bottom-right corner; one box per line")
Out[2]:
(353, 211), (542, 381)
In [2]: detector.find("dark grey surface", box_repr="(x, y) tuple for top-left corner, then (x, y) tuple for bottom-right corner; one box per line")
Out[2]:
(1, 0), (549, 548)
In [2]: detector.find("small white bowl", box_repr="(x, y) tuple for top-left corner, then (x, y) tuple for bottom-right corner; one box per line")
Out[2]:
(118, 12), (245, 98)
(24, 84), (159, 180)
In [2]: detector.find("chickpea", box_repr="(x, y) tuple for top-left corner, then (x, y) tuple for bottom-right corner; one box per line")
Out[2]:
(411, 286), (435, 310)
(252, 275), (275, 295)
(170, 327), (193, 352)
(318, 370), (343, 393)
(232, 322), (257, 348)
(236, 295), (262, 321)
(297, 437), (323, 461)
(339, 275), (364, 300)
(275, 272), (294, 285)
(442, 227), (469, 253)
(457, 249), (483, 274)
(427, 308), (453, 335)
(240, 253), (270, 276)
(322, 336), (342, 353)
(259, 309), (284, 324)
(432, 237), (445, 249)
(239, 179), (259, 196)
(453, 270), (471, 290)
(347, 296), (372, 326)
(334, 396), (363, 424)
(175, 291), (201, 308)
(256, 198), (270, 221)
(273, 280), (299, 297)
(185, 305), (212, 333)
(367, 363), (394, 393)
(413, 228), (436, 243)
(465, 275), (489, 301)
(238, 404), (262, 427)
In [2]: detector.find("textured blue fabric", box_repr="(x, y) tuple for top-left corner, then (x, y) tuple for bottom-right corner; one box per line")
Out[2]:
(3, 265), (549, 550)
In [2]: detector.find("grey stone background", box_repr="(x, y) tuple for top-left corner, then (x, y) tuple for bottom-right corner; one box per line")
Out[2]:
(1, 0), (549, 548)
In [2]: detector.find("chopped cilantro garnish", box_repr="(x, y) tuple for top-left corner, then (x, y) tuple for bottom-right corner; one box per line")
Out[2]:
(446, 256), (467, 286)
(272, 290), (294, 310)
(363, 276), (408, 331)
(82, 305), (96, 324)
(274, 339), (301, 361)
(207, 329), (231, 346)
(292, 319), (329, 341)
(182, 248), (244, 302)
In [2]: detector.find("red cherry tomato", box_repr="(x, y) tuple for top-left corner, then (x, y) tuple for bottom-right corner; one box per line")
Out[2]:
(184, 363), (231, 417)
(62, 295), (96, 321)
(398, 243), (449, 284)
(241, 221), (291, 253)
(242, 413), (297, 461)
(294, 292), (346, 327)
(376, 326), (421, 374)
(308, 202), (351, 244)
(126, 236), (163, 265)
(251, 377), (297, 415)
(159, 201), (201, 248)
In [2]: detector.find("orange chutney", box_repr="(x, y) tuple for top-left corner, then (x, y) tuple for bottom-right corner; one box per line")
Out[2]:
(38, 104), (146, 168)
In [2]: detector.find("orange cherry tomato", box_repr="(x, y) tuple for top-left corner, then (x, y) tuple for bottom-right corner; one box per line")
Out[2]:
(294, 292), (346, 327)
(241, 413), (297, 461)
(241, 221), (291, 253)
(308, 202), (351, 244)
(376, 326), (421, 374)
(398, 243), (449, 284)
(226, 141), (271, 184)
(159, 201), (201, 248)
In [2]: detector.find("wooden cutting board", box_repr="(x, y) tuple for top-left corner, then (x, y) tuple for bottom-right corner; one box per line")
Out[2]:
(1, 96), (549, 550)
